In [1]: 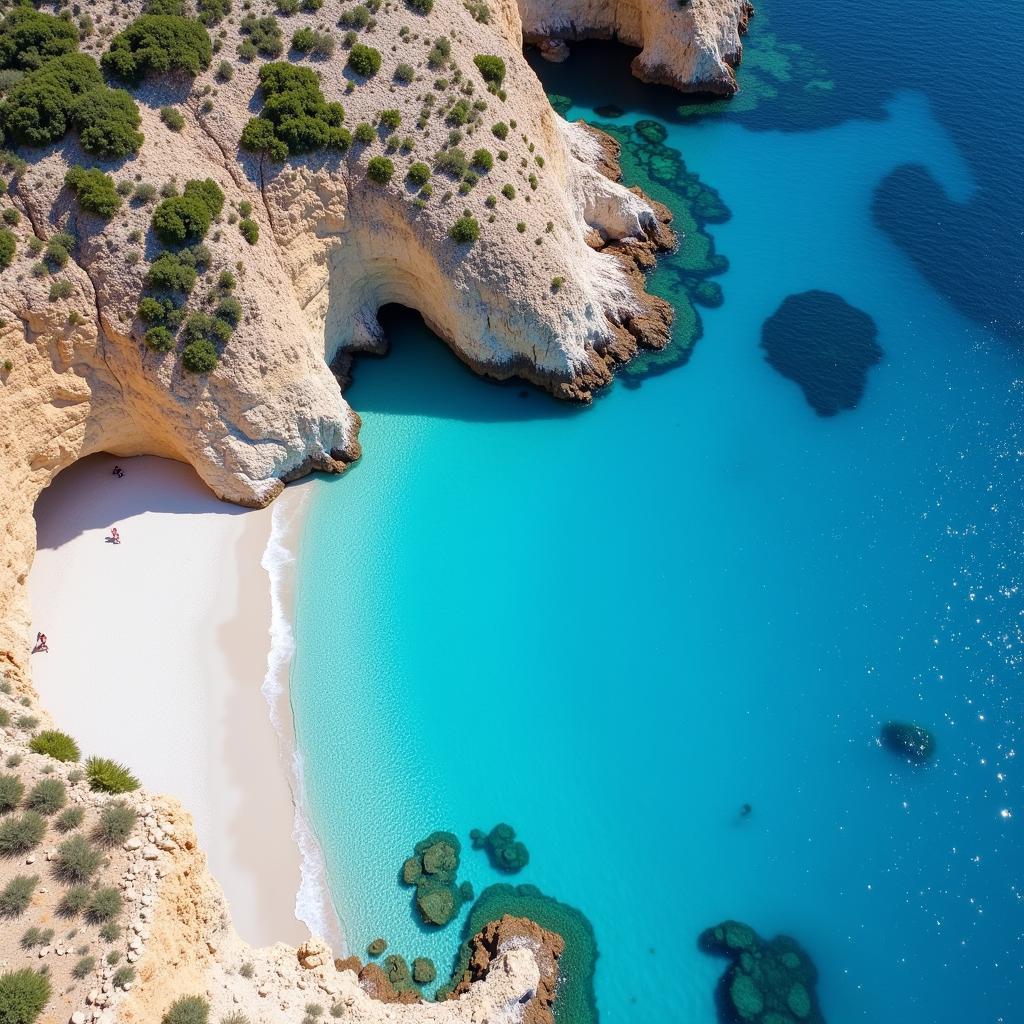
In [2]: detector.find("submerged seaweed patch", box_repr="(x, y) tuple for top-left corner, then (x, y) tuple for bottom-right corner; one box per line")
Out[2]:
(439, 883), (598, 1024)
(760, 290), (882, 416)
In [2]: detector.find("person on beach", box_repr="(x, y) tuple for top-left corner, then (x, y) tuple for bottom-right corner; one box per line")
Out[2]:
(112, 465), (124, 478)
(34, 632), (48, 653)
(109, 526), (120, 545)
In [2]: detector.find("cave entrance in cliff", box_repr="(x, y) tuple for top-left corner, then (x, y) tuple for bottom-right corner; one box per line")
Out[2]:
(342, 304), (580, 425)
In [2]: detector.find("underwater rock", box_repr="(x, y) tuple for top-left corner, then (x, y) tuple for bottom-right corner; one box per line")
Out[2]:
(470, 823), (530, 873)
(367, 937), (387, 957)
(880, 721), (936, 763)
(699, 920), (825, 1024)
(401, 830), (474, 927)
(760, 291), (882, 416)
(412, 957), (437, 985)
(440, 884), (598, 1024)
(635, 119), (669, 144)
(358, 961), (421, 1005)
(595, 104), (625, 118)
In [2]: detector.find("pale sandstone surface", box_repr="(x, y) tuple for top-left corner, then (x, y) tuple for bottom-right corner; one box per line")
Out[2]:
(0, 0), (734, 1018)
(520, 0), (753, 95)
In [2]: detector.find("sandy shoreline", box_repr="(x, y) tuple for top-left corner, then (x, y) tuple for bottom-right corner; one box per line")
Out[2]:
(28, 453), (312, 948)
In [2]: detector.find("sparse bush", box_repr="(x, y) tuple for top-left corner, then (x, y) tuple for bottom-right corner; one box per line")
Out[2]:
(54, 834), (102, 883)
(516, 220), (525, 232)
(86, 887), (123, 923)
(162, 994), (210, 1024)
(427, 35), (449, 68)
(28, 730), (80, 763)
(2, 209), (18, 226)
(113, 965), (135, 988)
(133, 182), (157, 204)
(25, 779), (66, 815)
(338, 4), (371, 29)
(238, 218), (258, 244)
(276, 0), (299, 13)
(470, 147), (492, 171)
(0, 968), (51, 1024)
(394, 62), (414, 84)
(215, 296), (243, 327)
(0, 228), (14, 271)
(94, 802), (136, 846)
(366, 156), (393, 184)
(407, 161), (430, 187)
(491, 121), (507, 140)
(379, 108), (400, 131)
(0, 875), (36, 918)
(48, 280), (72, 301)
(71, 955), (95, 980)
(405, 0), (432, 12)
(0, 811), (45, 856)
(215, 59), (233, 81)
(292, 28), (334, 55)
(238, 961), (254, 979)
(55, 806), (84, 833)
(20, 926), (53, 950)
(99, 921), (122, 942)
(435, 147), (467, 177)
(103, 15), (213, 82)
(64, 166), (121, 219)
(353, 121), (373, 143)
(85, 757), (140, 795)
(0, 774), (25, 813)
(449, 215), (479, 243)
(347, 42), (381, 77)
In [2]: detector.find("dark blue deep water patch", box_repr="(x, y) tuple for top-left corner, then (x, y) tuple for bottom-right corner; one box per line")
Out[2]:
(760, 291), (881, 417)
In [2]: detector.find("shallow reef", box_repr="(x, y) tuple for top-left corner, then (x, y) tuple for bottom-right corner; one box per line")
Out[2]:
(880, 721), (936, 763)
(367, 937), (387, 957)
(470, 823), (530, 873)
(439, 883), (598, 1024)
(699, 920), (825, 1024)
(412, 957), (436, 985)
(401, 831), (474, 927)
(760, 290), (882, 416)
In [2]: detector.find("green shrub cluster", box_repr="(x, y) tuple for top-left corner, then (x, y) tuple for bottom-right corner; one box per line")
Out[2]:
(407, 161), (430, 187)
(473, 53), (505, 89)
(55, 806), (84, 833)
(86, 886), (123, 923)
(145, 249), (206, 294)
(241, 63), (348, 160)
(238, 218), (258, 244)
(0, 227), (14, 271)
(0, 50), (142, 157)
(85, 756), (140, 794)
(338, 4), (371, 29)
(197, 0), (232, 27)
(162, 994), (210, 1024)
(28, 730), (80, 763)
(65, 166), (121, 218)
(366, 155), (393, 184)
(103, 15), (213, 83)
(292, 27), (334, 56)
(347, 42), (381, 77)
(54, 833), (101, 883)
(0, 811), (45, 855)
(0, 774), (24, 813)
(0, 7), (78, 70)
(151, 178), (224, 245)
(25, 778), (66, 816)
(0, 968), (51, 1024)
(449, 215), (479, 244)
(406, 0), (433, 12)
(239, 15), (283, 59)
(94, 801), (136, 846)
(0, 874), (36, 918)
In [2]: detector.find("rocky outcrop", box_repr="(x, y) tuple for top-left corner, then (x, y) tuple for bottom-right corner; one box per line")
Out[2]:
(451, 914), (565, 1024)
(520, 0), (754, 95)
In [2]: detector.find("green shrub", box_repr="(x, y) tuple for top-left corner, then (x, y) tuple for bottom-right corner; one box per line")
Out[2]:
(378, 108), (400, 131)
(0, 811), (45, 856)
(215, 59), (233, 82)
(144, 0), (187, 14)
(407, 161), (430, 187)
(162, 994), (210, 1024)
(239, 15), (283, 58)
(65, 166), (121, 219)
(0, 968), (51, 1024)
(470, 147), (492, 171)
(182, 339), (218, 373)
(277, 0), (299, 13)
(144, 325), (175, 351)
(146, 252), (197, 293)
(151, 178), (223, 245)
(449, 215), (479, 244)
(71, 956), (95, 980)
(0, 8), (79, 70)
(48, 280), (72, 301)
(86, 887), (123, 923)
(241, 63), (348, 159)
(394, 62), (414, 84)
(28, 730), (80, 763)
(20, 926), (53, 950)
(0, 875), (36, 918)
(2, 209), (18, 226)
(501, 183), (515, 200)
(25, 779), (66, 816)
(435, 147), (467, 177)
(197, 0), (232, 27)
(103, 16), (213, 83)
(55, 806), (84, 833)
(292, 28), (334, 55)
(113, 966), (135, 988)
(160, 105), (185, 131)
(215, 296), (243, 327)
(338, 5), (371, 29)
(54, 834), (101, 883)
(472, 54), (505, 88)
(69, 86), (143, 158)
(427, 37), (450, 69)
(94, 801), (136, 846)
(366, 156), (393, 184)
(85, 757), (140, 795)
(0, 228), (14, 271)
(347, 43), (381, 77)
(137, 296), (166, 323)
(405, 0), (433, 12)
(0, 774), (24, 813)
(353, 121), (373, 143)
(238, 218), (258, 244)
(491, 121), (507, 140)
(446, 99), (471, 126)
(99, 921), (121, 942)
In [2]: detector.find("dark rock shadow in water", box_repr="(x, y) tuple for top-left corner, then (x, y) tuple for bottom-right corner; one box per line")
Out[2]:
(760, 291), (882, 417)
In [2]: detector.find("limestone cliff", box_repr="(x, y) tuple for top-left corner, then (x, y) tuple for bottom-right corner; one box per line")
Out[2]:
(519, 0), (753, 95)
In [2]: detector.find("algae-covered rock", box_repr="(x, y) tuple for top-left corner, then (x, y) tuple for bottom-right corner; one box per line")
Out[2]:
(470, 823), (530, 874)
(412, 957), (436, 985)
(367, 937), (387, 957)
(699, 920), (825, 1024)
(384, 954), (414, 991)
(880, 721), (936, 763)
(401, 831), (471, 927)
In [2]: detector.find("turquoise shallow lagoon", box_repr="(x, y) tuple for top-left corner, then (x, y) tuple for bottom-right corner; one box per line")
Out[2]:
(289, 3), (1023, 1021)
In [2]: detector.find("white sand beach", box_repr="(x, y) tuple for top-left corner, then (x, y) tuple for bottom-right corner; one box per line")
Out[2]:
(28, 453), (308, 948)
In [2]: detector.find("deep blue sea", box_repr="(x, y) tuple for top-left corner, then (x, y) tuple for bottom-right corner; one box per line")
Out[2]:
(288, 2), (1023, 1021)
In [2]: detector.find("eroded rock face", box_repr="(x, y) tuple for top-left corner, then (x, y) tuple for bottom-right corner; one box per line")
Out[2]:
(518, 0), (754, 95)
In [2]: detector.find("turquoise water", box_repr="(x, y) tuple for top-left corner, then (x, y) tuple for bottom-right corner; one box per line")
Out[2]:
(290, 5), (1023, 1022)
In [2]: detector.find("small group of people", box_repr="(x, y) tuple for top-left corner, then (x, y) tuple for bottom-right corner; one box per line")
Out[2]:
(33, 632), (48, 653)
(108, 526), (121, 545)
(112, 465), (125, 478)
